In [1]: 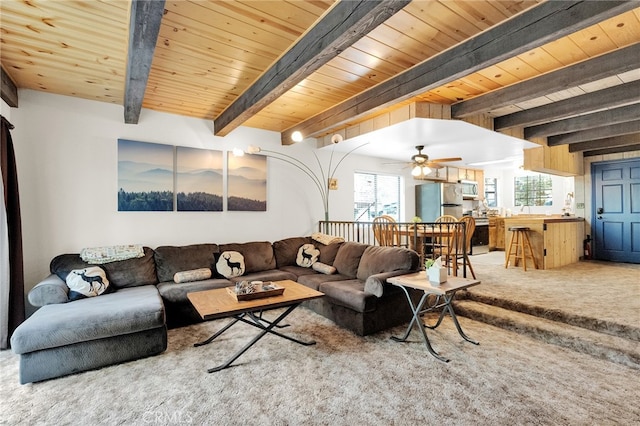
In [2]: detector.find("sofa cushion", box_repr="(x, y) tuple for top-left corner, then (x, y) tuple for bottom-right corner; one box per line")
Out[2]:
(216, 251), (245, 278)
(356, 246), (419, 281)
(28, 274), (70, 306)
(11, 286), (165, 355)
(50, 254), (91, 281)
(278, 265), (318, 278)
(228, 269), (297, 284)
(296, 273), (352, 291)
(66, 266), (111, 301)
(157, 278), (231, 304)
(273, 237), (312, 267)
(51, 247), (158, 289)
(154, 244), (219, 283)
(296, 244), (319, 267)
(318, 279), (377, 313)
(332, 242), (368, 278)
(103, 247), (158, 288)
(317, 241), (343, 265)
(219, 241), (276, 273)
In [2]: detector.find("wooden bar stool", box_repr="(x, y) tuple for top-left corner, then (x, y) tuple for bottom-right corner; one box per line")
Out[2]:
(504, 226), (537, 271)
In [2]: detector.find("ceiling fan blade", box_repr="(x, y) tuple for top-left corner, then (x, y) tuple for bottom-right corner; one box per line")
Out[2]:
(426, 162), (445, 169)
(430, 157), (462, 163)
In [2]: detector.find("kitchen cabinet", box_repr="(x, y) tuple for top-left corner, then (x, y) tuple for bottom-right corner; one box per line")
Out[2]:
(475, 170), (484, 200)
(503, 216), (585, 269)
(489, 216), (505, 250)
(446, 166), (459, 183)
(523, 145), (583, 177)
(496, 217), (505, 249)
(458, 168), (475, 181)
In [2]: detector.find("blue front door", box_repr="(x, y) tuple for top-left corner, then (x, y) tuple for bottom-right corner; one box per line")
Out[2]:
(592, 159), (640, 263)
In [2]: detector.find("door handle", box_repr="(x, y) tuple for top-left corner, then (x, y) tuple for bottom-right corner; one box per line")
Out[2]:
(597, 207), (604, 214)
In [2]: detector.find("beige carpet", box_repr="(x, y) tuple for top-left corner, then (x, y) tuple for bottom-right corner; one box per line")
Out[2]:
(467, 254), (640, 336)
(2, 274), (640, 426)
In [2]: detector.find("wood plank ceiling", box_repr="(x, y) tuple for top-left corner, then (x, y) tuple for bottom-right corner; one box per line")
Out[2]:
(1, 0), (639, 159)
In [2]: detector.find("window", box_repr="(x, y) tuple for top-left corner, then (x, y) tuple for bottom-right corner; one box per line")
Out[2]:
(354, 172), (401, 222)
(514, 174), (553, 206)
(484, 177), (497, 207)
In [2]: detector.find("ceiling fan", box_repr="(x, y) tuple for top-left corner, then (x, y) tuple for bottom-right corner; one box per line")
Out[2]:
(408, 145), (461, 177)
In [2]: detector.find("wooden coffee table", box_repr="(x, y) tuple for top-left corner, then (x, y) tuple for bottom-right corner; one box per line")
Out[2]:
(388, 272), (480, 362)
(187, 279), (323, 372)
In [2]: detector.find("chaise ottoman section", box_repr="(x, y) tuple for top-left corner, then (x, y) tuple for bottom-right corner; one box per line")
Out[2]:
(11, 285), (167, 384)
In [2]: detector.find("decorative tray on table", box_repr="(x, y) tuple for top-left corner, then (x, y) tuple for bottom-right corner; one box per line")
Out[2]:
(226, 281), (285, 301)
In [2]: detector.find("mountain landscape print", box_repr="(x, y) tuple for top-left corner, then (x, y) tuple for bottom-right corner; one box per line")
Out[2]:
(118, 139), (174, 211)
(227, 152), (267, 211)
(176, 147), (223, 211)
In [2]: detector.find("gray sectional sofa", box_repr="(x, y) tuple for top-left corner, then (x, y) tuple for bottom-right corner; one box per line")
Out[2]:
(11, 236), (420, 383)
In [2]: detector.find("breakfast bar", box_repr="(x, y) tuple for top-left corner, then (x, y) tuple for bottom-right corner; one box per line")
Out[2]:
(503, 215), (585, 269)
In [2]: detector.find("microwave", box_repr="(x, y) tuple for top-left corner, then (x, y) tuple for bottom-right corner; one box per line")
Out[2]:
(459, 180), (479, 199)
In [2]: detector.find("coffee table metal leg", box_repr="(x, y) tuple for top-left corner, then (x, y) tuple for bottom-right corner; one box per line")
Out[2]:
(194, 315), (244, 347)
(243, 312), (315, 346)
(207, 303), (312, 372)
(423, 293), (479, 345)
(254, 310), (290, 329)
(390, 286), (449, 363)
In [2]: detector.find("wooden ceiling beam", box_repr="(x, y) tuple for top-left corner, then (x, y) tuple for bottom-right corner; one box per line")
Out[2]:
(124, 0), (166, 124)
(452, 43), (640, 118)
(583, 143), (640, 156)
(548, 120), (640, 146)
(281, 1), (638, 143)
(213, 0), (410, 138)
(495, 80), (640, 131)
(569, 133), (640, 153)
(525, 103), (640, 139)
(1, 66), (18, 108)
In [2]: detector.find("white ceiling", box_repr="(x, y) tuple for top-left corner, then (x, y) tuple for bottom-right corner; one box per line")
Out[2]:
(323, 118), (539, 170)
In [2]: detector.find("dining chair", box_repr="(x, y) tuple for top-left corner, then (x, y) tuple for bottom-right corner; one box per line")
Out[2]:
(431, 215), (458, 255)
(372, 215), (400, 247)
(449, 216), (476, 278)
(432, 216), (476, 277)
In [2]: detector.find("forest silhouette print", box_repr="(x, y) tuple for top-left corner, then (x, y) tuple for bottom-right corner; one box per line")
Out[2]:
(118, 139), (174, 211)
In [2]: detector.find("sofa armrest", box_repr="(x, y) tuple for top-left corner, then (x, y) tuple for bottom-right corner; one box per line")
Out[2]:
(364, 270), (415, 297)
(28, 274), (69, 307)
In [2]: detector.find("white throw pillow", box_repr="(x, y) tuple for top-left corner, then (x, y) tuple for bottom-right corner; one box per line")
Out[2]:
(174, 268), (212, 283)
(312, 262), (336, 275)
(296, 244), (320, 268)
(66, 266), (110, 301)
(216, 251), (245, 278)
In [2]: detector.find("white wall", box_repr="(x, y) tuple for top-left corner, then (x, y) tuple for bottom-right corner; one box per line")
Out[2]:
(9, 90), (404, 309)
(483, 167), (575, 215)
(1, 99), (11, 119)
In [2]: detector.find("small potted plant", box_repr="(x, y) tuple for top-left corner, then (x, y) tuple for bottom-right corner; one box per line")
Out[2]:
(409, 216), (422, 230)
(425, 257), (447, 285)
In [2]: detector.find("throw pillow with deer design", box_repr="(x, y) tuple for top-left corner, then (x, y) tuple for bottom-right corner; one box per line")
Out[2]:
(216, 251), (245, 278)
(296, 244), (320, 268)
(66, 266), (111, 301)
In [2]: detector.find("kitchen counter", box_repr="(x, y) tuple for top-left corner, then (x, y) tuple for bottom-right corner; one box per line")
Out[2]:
(503, 215), (585, 269)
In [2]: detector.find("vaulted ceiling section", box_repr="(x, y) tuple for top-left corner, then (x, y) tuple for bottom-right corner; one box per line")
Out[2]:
(2, 0), (639, 159)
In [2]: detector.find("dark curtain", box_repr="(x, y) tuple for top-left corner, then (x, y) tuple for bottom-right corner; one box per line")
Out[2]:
(1, 115), (25, 349)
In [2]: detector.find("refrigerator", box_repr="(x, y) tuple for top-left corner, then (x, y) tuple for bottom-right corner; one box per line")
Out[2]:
(415, 182), (463, 222)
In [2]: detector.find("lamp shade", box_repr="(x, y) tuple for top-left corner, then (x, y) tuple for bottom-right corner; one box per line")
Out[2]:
(412, 165), (432, 177)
